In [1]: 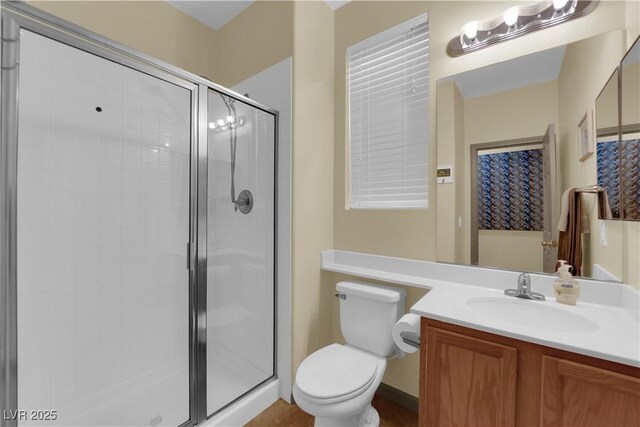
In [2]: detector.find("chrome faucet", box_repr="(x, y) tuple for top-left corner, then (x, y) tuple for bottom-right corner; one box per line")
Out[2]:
(504, 273), (545, 301)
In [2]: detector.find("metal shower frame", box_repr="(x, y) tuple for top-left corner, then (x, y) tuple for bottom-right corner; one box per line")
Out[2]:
(0, 2), (279, 426)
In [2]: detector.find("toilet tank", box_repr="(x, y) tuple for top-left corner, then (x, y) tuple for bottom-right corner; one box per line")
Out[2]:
(336, 281), (407, 357)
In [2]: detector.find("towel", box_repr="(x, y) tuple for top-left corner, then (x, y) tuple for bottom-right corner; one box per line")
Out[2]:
(597, 187), (613, 220)
(558, 188), (589, 233)
(558, 188), (571, 232)
(557, 188), (583, 276)
(558, 186), (612, 232)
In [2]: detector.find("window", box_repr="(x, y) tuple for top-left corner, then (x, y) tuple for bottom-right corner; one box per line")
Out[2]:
(347, 13), (429, 209)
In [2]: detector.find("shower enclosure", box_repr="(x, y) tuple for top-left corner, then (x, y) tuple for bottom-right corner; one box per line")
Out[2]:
(0, 3), (277, 427)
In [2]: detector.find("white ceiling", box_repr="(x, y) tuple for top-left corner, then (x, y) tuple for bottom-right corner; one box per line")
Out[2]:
(167, 0), (255, 31)
(167, 0), (351, 31)
(443, 46), (567, 100)
(166, 0), (350, 31)
(325, 0), (351, 10)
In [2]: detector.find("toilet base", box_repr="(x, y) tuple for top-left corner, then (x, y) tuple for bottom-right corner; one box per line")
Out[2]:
(314, 404), (379, 427)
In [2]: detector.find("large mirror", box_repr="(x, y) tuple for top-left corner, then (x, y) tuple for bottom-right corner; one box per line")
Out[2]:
(436, 30), (636, 282)
(620, 37), (640, 221)
(595, 69), (620, 219)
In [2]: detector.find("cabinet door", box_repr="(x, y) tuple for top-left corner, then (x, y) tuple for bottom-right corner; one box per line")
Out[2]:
(424, 327), (517, 427)
(541, 356), (640, 427)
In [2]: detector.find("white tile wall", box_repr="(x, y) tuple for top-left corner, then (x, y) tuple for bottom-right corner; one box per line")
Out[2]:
(17, 30), (190, 427)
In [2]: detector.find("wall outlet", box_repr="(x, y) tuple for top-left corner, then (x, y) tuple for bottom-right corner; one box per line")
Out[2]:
(599, 221), (607, 246)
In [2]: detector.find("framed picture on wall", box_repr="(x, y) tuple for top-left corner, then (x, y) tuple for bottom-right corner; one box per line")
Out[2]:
(577, 109), (595, 161)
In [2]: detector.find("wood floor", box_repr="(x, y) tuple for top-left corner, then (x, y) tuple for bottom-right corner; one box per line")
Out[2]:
(246, 395), (418, 426)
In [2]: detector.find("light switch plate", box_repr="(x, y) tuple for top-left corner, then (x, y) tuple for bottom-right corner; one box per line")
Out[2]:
(599, 221), (607, 246)
(437, 164), (454, 184)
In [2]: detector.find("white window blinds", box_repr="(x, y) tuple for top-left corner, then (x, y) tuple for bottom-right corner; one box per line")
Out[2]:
(347, 14), (429, 209)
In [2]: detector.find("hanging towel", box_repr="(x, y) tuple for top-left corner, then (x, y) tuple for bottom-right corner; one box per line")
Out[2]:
(557, 188), (583, 276)
(558, 188), (589, 233)
(558, 188), (571, 232)
(597, 187), (613, 220)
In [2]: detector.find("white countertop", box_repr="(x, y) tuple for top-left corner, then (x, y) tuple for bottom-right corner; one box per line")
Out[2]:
(322, 250), (640, 368)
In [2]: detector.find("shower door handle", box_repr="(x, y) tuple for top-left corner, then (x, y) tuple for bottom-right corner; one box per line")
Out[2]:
(187, 242), (191, 270)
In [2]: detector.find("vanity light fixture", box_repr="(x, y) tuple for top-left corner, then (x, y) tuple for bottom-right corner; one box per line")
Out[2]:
(447, 0), (598, 57)
(504, 6), (519, 28)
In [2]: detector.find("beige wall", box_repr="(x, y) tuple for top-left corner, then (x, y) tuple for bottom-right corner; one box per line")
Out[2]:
(464, 81), (560, 144)
(29, 1), (218, 80)
(215, 1), (294, 87)
(436, 80), (466, 264)
(621, 62), (640, 129)
(290, 0), (336, 382)
(479, 230), (544, 271)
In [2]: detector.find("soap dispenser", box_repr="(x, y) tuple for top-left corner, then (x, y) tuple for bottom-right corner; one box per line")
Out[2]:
(553, 260), (580, 305)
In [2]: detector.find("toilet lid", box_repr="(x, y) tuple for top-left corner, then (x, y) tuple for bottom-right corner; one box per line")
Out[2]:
(295, 344), (379, 400)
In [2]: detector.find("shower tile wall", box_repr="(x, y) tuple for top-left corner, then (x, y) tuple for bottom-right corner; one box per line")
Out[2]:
(16, 30), (190, 426)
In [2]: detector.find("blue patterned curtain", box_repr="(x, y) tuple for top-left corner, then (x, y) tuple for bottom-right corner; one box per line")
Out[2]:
(622, 139), (640, 220)
(477, 149), (543, 231)
(597, 140), (621, 219)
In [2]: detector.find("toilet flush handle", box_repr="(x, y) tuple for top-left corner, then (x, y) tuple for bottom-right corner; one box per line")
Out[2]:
(334, 293), (346, 300)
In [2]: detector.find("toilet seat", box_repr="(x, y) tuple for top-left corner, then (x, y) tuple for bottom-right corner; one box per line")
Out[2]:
(295, 344), (380, 403)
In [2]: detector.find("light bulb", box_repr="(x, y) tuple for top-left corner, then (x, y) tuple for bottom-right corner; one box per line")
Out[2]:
(504, 6), (519, 27)
(208, 122), (216, 129)
(226, 115), (234, 123)
(463, 21), (479, 40)
(553, 0), (569, 10)
(217, 119), (225, 127)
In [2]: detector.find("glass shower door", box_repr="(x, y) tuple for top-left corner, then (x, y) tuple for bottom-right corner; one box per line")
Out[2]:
(206, 90), (276, 415)
(15, 30), (192, 426)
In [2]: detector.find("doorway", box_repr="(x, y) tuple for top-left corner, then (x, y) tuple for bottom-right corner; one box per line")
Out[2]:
(470, 125), (558, 273)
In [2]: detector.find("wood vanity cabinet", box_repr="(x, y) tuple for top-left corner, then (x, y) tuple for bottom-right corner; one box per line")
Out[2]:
(419, 318), (640, 427)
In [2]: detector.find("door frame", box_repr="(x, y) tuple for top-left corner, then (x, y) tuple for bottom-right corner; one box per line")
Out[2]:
(0, 3), (280, 427)
(469, 136), (544, 266)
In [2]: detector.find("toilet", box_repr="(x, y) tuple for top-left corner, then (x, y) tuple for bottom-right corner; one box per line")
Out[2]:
(293, 281), (407, 426)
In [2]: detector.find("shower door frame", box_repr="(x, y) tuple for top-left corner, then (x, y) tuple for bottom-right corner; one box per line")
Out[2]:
(0, 2), (279, 427)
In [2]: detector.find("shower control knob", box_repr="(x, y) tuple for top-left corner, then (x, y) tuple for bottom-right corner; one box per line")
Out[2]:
(236, 190), (253, 215)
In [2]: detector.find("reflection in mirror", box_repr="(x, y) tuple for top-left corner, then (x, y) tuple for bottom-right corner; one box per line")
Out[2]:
(436, 30), (630, 283)
(595, 70), (620, 219)
(620, 37), (640, 221)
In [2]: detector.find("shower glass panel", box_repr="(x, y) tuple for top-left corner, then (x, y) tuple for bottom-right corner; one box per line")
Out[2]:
(16, 30), (191, 426)
(206, 89), (275, 415)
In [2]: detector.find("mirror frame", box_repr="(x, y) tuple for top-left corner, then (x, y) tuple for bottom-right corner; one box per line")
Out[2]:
(618, 35), (640, 222)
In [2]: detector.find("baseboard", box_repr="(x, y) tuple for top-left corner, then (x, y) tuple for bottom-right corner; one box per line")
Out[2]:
(375, 383), (419, 413)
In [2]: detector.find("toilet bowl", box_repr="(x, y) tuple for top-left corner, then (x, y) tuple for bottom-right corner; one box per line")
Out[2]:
(293, 281), (406, 426)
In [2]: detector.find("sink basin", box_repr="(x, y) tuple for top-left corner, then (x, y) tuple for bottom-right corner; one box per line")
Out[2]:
(466, 297), (599, 333)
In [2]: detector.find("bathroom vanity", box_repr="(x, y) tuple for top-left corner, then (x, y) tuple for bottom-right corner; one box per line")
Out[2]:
(321, 250), (640, 427)
(419, 318), (640, 427)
